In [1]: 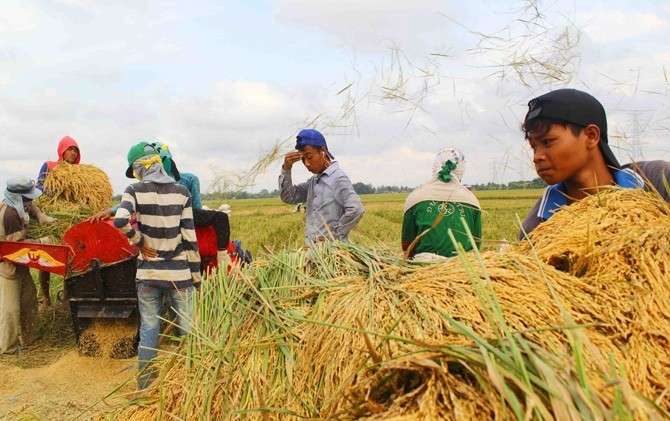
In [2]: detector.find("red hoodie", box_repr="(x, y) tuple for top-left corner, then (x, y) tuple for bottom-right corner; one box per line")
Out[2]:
(46, 136), (81, 170)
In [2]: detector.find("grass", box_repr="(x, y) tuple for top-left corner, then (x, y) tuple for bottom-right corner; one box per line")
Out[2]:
(205, 189), (543, 257)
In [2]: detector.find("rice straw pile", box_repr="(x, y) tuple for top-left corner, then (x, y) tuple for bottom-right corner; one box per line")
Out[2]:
(29, 162), (113, 241)
(517, 187), (670, 282)
(516, 188), (670, 412)
(109, 188), (669, 420)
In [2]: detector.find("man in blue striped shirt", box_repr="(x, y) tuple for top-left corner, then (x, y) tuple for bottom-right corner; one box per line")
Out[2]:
(114, 141), (200, 389)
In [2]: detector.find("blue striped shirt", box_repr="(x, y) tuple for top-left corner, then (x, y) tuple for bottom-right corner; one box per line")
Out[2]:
(114, 181), (201, 289)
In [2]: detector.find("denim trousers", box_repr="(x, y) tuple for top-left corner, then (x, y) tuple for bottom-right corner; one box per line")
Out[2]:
(136, 282), (194, 389)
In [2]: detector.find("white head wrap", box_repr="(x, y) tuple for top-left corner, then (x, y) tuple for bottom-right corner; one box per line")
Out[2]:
(403, 147), (478, 213)
(431, 148), (465, 183)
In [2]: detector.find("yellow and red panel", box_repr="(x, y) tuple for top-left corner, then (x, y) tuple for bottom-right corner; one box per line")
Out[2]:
(0, 241), (72, 276)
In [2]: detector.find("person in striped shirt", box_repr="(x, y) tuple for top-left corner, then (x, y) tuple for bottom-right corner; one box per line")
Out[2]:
(114, 141), (200, 390)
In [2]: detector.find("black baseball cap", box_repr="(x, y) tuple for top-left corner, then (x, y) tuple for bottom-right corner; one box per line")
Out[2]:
(524, 88), (620, 169)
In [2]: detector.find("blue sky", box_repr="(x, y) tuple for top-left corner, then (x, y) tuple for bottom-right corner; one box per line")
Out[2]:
(2, 0), (670, 193)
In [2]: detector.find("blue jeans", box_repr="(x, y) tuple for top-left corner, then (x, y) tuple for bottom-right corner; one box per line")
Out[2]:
(136, 282), (194, 389)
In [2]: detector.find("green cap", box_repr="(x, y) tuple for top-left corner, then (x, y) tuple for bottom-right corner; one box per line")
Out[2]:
(125, 142), (159, 178)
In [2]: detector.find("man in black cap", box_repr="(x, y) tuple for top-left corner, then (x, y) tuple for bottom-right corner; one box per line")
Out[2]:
(520, 88), (670, 238)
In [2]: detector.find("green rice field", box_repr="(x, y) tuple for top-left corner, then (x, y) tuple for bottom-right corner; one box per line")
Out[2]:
(206, 189), (544, 257)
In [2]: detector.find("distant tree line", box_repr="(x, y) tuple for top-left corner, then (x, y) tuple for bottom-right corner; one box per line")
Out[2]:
(204, 189), (280, 200)
(197, 178), (545, 200)
(351, 183), (413, 195)
(469, 177), (546, 190)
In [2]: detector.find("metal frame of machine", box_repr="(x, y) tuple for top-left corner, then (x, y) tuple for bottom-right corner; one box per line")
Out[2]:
(0, 219), (225, 343)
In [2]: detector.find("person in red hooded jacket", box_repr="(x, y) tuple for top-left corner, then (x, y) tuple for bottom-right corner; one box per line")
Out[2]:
(37, 136), (81, 191)
(35, 136), (81, 308)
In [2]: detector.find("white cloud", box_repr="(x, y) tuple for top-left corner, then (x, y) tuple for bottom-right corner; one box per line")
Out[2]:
(212, 81), (288, 117)
(0, 78), (321, 193)
(0, 2), (42, 33)
(2, 0), (670, 197)
(276, 0), (453, 54)
(340, 146), (433, 187)
(580, 11), (668, 44)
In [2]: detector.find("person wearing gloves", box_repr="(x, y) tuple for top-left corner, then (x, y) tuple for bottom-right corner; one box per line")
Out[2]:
(279, 129), (364, 245)
(0, 177), (41, 353)
(113, 142), (200, 389)
(401, 148), (481, 261)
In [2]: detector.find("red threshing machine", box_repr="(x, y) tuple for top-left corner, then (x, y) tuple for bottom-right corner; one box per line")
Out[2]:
(0, 219), (224, 341)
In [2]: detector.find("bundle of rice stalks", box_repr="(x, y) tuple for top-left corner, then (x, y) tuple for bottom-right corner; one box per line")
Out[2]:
(335, 250), (663, 419)
(110, 189), (670, 420)
(27, 207), (89, 242)
(28, 163), (113, 241)
(517, 188), (670, 406)
(340, 352), (495, 419)
(39, 162), (113, 212)
(115, 245), (406, 419)
(517, 188), (670, 282)
(294, 250), (662, 418)
(339, 341), (649, 421)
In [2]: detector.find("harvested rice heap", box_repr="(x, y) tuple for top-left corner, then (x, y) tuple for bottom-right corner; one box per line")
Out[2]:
(29, 162), (113, 241)
(79, 318), (137, 359)
(114, 188), (670, 420)
(516, 188), (670, 413)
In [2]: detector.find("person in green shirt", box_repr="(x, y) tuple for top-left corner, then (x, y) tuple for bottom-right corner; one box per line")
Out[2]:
(401, 147), (482, 261)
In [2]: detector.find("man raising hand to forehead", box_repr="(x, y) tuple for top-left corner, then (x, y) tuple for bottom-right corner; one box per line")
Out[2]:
(279, 129), (364, 245)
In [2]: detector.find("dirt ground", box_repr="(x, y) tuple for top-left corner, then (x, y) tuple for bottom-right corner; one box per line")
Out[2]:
(0, 306), (136, 420)
(1, 351), (134, 420)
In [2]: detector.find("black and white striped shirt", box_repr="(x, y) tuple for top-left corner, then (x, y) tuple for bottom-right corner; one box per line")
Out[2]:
(114, 181), (201, 289)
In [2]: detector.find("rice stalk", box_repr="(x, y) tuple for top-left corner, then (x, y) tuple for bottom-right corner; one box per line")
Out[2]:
(29, 162), (113, 241)
(106, 189), (670, 420)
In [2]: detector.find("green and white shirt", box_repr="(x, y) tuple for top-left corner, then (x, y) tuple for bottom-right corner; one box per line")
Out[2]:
(402, 200), (481, 258)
